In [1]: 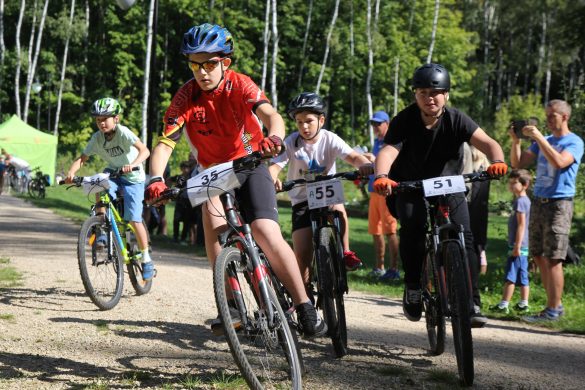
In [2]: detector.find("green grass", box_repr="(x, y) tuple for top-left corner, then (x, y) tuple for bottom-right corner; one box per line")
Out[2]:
(27, 183), (585, 333)
(0, 258), (23, 288)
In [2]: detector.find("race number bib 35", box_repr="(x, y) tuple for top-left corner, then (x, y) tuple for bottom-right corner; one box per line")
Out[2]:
(422, 175), (466, 197)
(306, 178), (345, 209)
(186, 161), (242, 206)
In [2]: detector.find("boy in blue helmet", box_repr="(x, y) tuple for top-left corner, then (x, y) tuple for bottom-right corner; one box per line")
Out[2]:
(146, 23), (327, 337)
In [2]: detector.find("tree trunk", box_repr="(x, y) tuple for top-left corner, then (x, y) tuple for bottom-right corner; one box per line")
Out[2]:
(365, 0), (373, 147)
(270, 0), (278, 107)
(426, 0), (440, 64)
(53, 0), (76, 137)
(315, 0), (340, 94)
(261, 0), (270, 91)
(81, 0), (89, 100)
(534, 12), (547, 95)
(393, 57), (399, 117)
(349, 0), (355, 144)
(141, 0), (156, 145)
(544, 44), (552, 102)
(0, 0), (6, 116)
(297, 0), (313, 89)
(24, 0), (48, 124)
(14, 0), (26, 119)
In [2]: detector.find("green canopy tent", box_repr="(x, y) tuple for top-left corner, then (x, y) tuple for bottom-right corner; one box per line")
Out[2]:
(0, 115), (58, 183)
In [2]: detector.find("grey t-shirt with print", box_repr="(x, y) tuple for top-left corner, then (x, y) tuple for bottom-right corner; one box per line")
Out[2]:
(83, 124), (145, 184)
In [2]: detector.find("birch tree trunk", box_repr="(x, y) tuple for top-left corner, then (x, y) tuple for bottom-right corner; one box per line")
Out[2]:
(24, 0), (48, 124)
(270, 0), (278, 107)
(534, 12), (547, 95)
(261, 0), (270, 91)
(141, 0), (156, 145)
(315, 0), (340, 94)
(297, 0), (313, 89)
(81, 0), (89, 99)
(365, 0), (374, 147)
(53, 0), (76, 137)
(349, 0), (355, 144)
(544, 45), (552, 102)
(14, 0), (26, 119)
(393, 57), (399, 117)
(0, 0), (7, 116)
(426, 0), (440, 64)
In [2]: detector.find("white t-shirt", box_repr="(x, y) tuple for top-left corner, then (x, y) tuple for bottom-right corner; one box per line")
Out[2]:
(83, 124), (145, 183)
(8, 156), (30, 171)
(272, 129), (353, 205)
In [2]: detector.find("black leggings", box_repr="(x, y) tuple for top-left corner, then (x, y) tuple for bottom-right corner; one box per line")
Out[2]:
(391, 192), (481, 306)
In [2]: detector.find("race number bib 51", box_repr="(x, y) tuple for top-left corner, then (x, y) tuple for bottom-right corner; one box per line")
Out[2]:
(422, 175), (466, 197)
(186, 161), (241, 206)
(306, 178), (345, 209)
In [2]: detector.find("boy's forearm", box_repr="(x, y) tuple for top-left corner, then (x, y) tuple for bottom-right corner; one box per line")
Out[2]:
(149, 143), (173, 178)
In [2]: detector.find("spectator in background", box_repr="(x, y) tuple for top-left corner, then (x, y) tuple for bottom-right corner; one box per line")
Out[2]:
(364, 111), (400, 281)
(510, 99), (584, 322)
(463, 143), (491, 274)
(490, 169), (532, 314)
(0, 155), (6, 194)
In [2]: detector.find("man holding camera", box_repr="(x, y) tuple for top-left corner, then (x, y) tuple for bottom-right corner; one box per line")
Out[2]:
(510, 99), (584, 322)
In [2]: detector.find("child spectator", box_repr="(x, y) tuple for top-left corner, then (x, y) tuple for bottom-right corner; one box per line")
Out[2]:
(269, 92), (373, 295)
(490, 169), (532, 313)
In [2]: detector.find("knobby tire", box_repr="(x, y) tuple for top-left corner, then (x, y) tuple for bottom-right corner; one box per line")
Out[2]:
(127, 221), (152, 295)
(213, 247), (302, 390)
(444, 240), (474, 386)
(77, 216), (124, 310)
(422, 248), (446, 356)
(316, 227), (348, 358)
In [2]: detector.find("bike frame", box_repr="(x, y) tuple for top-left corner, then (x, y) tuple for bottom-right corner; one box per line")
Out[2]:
(216, 191), (277, 329)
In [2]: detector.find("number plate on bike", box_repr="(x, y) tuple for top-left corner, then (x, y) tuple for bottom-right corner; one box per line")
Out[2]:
(307, 178), (344, 209)
(186, 161), (242, 206)
(422, 175), (466, 197)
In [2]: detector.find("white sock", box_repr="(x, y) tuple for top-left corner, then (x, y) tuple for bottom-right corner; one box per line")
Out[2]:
(141, 249), (151, 263)
(499, 300), (509, 308)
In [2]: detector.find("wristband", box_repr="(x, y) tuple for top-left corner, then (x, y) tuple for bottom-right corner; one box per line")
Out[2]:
(375, 174), (388, 179)
(490, 160), (505, 164)
(148, 176), (164, 185)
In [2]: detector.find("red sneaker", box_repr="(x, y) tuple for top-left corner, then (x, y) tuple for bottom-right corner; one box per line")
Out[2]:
(343, 250), (363, 271)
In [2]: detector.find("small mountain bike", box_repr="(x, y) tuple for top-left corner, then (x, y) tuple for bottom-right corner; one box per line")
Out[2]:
(279, 170), (363, 358)
(28, 166), (50, 199)
(154, 151), (303, 390)
(4, 165), (27, 194)
(393, 171), (498, 386)
(61, 168), (152, 310)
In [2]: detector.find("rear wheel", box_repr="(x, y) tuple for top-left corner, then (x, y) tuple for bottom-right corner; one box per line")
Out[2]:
(28, 179), (45, 199)
(127, 221), (152, 295)
(444, 240), (474, 386)
(422, 248), (445, 356)
(77, 216), (124, 310)
(214, 247), (302, 390)
(316, 227), (348, 358)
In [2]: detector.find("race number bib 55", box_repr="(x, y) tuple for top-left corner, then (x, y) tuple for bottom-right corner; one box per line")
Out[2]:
(422, 175), (466, 197)
(306, 178), (345, 209)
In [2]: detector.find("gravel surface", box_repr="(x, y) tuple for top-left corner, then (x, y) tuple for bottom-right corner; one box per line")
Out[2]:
(1, 194), (585, 389)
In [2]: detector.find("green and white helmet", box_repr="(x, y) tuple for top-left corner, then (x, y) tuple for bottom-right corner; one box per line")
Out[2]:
(90, 97), (122, 117)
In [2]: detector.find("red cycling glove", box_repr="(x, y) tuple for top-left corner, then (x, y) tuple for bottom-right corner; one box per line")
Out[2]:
(486, 162), (508, 177)
(373, 177), (398, 194)
(145, 181), (168, 204)
(259, 135), (283, 156)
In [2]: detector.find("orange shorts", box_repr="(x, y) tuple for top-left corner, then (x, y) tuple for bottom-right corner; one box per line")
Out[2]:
(368, 192), (398, 235)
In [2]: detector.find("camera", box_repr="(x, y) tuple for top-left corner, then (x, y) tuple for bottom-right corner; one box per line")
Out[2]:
(511, 120), (528, 139)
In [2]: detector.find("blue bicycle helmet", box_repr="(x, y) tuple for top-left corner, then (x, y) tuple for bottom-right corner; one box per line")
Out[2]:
(181, 23), (234, 56)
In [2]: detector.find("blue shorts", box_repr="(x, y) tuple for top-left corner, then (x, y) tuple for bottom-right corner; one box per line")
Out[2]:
(107, 177), (144, 223)
(504, 255), (529, 286)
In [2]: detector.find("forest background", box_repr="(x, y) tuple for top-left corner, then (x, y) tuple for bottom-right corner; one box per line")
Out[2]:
(1, 0), (585, 174)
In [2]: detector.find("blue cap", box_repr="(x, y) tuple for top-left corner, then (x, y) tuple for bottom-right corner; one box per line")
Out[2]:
(370, 111), (389, 123)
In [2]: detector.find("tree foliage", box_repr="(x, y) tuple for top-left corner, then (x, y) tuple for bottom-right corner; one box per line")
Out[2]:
(1, 0), (584, 171)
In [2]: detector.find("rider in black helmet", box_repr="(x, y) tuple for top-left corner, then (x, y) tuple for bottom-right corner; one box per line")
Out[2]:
(373, 63), (507, 328)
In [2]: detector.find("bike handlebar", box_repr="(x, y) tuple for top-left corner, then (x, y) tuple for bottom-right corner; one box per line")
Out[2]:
(392, 171), (497, 193)
(278, 171), (364, 193)
(58, 166), (140, 186)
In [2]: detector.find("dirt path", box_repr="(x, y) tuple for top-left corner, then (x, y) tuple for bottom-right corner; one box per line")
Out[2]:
(1, 194), (584, 389)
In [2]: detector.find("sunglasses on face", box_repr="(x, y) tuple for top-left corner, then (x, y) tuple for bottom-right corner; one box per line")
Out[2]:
(187, 57), (225, 73)
(370, 121), (383, 126)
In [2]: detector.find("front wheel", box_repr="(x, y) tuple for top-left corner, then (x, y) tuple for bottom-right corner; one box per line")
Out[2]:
(444, 240), (474, 386)
(28, 179), (44, 198)
(77, 216), (124, 310)
(214, 247), (302, 390)
(316, 227), (348, 358)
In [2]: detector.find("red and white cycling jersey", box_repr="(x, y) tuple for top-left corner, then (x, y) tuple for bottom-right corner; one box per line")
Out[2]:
(159, 69), (269, 168)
